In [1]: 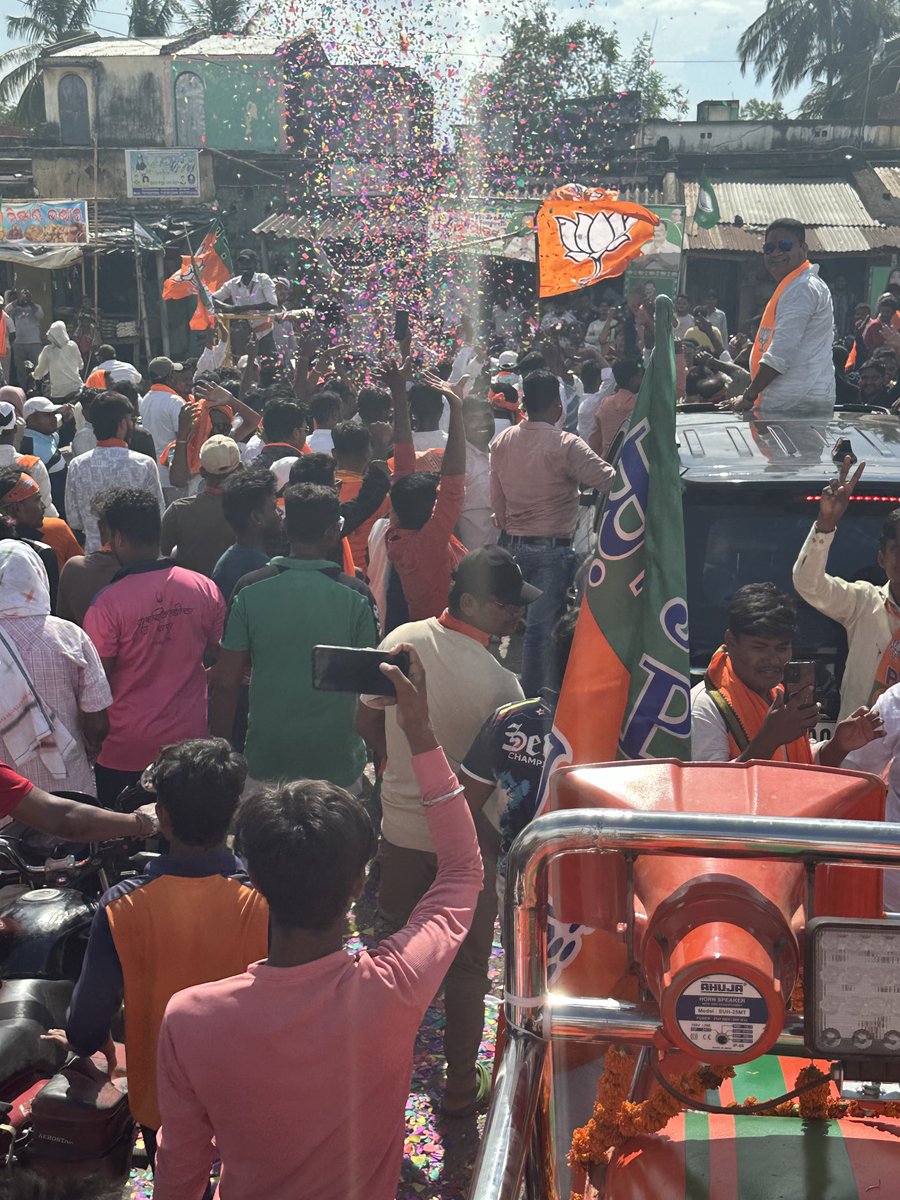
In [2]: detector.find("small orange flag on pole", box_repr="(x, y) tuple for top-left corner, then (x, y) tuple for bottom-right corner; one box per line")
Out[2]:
(536, 185), (660, 298)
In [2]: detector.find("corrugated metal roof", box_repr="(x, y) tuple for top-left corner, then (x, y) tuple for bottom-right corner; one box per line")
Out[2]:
(49, 37), (169, 58)
(874, 167), (900, 199)
(686, 223), (900, 254)
(683, 179), (878, 228)
(253, 210), (425, 241)
(174, 35), (284, 57)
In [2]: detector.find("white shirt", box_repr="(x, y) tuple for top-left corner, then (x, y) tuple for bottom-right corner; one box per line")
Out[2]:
(213, 272), (277, 335)
(412, 429), (448, 454)
(706, 306), (729, 343)
(94, 358), (142, 386)
(194, 340), (228, 378)
(307, 428), (334, 455)
(64, 445), (164, 552)
(843, 682), (900, 911)
(457, 442), (498, 551)
(675, 314), (694, 338)
(691, 679), (826, 765)
(756, 264), (835, 419)
(243, 433), (264, 465)
(792, 524), (898, 720)
(377, 617), (523, 851)
(140, 384), (184, 488)
(33, 341), (83, 398)
(577, 373), (615, 440)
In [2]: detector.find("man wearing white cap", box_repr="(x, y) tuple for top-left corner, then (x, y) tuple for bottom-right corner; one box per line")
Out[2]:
(160, 436), (242, 578)
(0, 399), (57, 515)
(140, 358), (186, 498)
(21, 396), (71, 517)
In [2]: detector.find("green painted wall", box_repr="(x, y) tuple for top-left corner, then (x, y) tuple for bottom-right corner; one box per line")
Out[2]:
(171, 57), (282, 151)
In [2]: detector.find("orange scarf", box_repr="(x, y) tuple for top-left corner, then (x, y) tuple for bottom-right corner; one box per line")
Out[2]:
(438, 608), (490, 647)
(704, 646), (812, 764)
(0, 316), (7, 359)
(750, 260), (811, 392)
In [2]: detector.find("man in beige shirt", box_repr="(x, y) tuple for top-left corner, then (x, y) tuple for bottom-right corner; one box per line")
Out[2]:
(793, 456), (900, 717)
(490, 368), (615, 694)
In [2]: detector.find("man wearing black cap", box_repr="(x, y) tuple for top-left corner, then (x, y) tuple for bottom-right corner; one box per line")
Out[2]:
(358, 545), (537, 1116)
(212, 249), (277, 358)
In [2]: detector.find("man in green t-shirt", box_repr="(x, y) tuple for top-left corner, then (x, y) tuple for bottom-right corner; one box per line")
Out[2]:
(209, 483), (378, 787)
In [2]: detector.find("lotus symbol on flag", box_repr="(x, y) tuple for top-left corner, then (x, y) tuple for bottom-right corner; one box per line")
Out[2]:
(554, 210), (638, 281)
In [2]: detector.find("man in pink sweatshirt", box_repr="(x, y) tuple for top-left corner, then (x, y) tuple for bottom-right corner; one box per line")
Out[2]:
(153, 647), (484, 1200)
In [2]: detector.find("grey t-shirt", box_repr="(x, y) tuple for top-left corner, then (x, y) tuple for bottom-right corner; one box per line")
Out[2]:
(7, 302), (43, 342)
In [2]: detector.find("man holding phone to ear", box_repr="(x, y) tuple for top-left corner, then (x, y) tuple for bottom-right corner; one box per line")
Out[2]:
(691, 582), (882, 765)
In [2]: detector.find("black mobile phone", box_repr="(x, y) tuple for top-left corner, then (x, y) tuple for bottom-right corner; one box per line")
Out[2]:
(782, 660), (816, 704)
(832, 437), (856, 466)
(393, 310), (410, 343)
(311, 646), (411, 698)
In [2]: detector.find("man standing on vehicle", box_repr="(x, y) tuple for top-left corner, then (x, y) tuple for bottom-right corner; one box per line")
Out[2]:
(792, 455), (900, 718)
(691, 581), (882, 764)
(733, 219), (835, 420)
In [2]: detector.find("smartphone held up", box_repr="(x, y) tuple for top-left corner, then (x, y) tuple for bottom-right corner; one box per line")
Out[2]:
(312, 646), (411, 700)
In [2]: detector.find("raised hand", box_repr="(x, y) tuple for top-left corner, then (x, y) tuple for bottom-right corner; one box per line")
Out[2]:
(816, 455), (865, 533)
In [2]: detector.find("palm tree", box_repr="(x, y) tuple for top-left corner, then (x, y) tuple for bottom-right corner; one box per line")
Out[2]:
(129, 0), (181, 37)
(738, 0), (900, 109)
(0, 0), (96, 126)
(186, 0), (246, 34)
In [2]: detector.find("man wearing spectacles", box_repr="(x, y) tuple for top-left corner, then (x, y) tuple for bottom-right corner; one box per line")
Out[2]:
(733, 218), (835, 420)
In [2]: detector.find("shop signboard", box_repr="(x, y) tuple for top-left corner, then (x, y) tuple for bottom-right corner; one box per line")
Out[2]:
(428, 202), (537, 261)
(0, 200), (89, 246)
(624, 203), (686, 299)
(126, 149), (201, 198)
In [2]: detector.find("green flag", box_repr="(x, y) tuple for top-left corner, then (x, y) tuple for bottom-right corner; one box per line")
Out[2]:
(694, 175), (720, 229)
(133, 218), (164, 251)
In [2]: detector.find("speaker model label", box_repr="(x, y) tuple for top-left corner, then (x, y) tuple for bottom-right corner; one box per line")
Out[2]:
(674, 974), (768, 1053)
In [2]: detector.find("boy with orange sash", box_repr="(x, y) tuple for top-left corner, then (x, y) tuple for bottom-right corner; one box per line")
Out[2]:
(733, 218), (835, 420)
(691, 582), (882, 764)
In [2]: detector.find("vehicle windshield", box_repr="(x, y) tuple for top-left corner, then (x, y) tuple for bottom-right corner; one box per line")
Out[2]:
(686, 493), (889, 713)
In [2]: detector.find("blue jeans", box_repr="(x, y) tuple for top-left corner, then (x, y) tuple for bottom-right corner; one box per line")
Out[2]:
(508, 543), (577, 696)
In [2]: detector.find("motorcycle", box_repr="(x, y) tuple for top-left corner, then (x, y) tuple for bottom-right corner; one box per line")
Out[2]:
(0, 802), (146, 1180)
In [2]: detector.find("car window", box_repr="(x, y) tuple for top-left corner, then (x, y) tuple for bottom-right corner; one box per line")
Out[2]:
(686, 495), (887, 694)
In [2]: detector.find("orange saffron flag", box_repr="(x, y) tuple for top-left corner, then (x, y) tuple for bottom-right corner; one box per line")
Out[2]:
(537, 185), (660, 298)
(162, 230), (232, 330)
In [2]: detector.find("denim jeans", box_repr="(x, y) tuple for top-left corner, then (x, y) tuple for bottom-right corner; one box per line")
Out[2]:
(508, 542), (578, 696)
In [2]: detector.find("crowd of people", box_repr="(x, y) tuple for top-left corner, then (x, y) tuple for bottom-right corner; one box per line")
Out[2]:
(0, 216), (899, 1197)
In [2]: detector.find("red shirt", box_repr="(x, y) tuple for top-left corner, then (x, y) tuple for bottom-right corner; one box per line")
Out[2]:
(386, 442), (466, 622)
(0, 761), (33, 819)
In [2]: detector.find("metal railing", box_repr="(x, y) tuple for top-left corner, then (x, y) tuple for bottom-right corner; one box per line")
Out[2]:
(468, 807), (900, 1200)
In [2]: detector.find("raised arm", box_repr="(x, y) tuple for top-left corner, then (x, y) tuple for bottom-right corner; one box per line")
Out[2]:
(372, 649), (482, 1006)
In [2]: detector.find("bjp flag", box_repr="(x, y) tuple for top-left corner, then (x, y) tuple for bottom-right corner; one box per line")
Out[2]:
(536, 185), (660, 298)
(162, 227), (232, 330)
(531, 295), (691, 998)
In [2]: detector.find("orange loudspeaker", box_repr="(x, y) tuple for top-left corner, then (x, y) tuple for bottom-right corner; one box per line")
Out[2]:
(551, 760), (885, 1065)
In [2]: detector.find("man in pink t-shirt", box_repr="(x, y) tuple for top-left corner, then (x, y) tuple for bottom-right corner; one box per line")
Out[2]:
(83, 487), (225, 807)
(588, 359), (643, 459)
(153, 649), (483, 1200)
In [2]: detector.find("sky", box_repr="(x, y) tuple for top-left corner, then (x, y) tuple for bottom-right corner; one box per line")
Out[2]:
(0, 0), (805, 121)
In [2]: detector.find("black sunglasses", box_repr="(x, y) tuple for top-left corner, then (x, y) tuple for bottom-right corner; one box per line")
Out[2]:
(763, 238), (796, 255)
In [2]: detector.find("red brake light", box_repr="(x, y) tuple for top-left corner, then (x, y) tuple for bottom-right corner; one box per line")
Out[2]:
(805, 495), (900, 502)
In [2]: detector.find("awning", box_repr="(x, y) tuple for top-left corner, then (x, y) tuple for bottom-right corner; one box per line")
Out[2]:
(252, 210), (425, 242)
(682, 179), (900, 255)
(427, 199), (537, 260)
(0, 243), (82, 269)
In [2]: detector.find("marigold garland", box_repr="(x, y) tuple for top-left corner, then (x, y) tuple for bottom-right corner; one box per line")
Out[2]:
(569, 1053), (900, 1198)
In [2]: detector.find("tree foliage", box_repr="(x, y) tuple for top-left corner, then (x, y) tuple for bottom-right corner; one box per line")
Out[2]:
(737, 0), (900, 116)
(740, 97), (787, 119)
(129, 0), (181, 37)
(467, 4), (685, 119)
(0, 0), (96, 125)
(185, 0), (247, 35)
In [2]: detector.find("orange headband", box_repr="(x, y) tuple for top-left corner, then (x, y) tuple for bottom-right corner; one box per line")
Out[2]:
(489, 389), (520, 412)
(2, 473), (40, 505)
